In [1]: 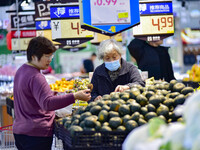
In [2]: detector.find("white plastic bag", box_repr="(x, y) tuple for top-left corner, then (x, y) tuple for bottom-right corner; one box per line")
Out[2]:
(183, 91), (200, 149)
(123, 118), (166, 150)
(55, 104), (73, 117)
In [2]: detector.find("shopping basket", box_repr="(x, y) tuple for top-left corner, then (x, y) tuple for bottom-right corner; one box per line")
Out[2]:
(0, 124), (17, 150)
(0, 124), (64, 150)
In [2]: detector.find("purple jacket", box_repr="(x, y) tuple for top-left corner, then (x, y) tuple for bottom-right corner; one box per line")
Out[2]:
(13, 64), (75, 137)
(90, 59), (145, 102)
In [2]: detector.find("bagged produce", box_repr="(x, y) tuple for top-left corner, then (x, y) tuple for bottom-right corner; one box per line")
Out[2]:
(123, 118), (166, 150)
(183, 91), (200, 149)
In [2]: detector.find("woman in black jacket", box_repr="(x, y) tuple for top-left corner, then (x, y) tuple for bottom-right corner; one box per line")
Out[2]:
(128, 38), (175, 82)
(90, 39), (144, 102)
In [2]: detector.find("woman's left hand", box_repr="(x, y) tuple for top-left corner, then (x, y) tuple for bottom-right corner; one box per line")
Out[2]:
(115, 85), (130, 92)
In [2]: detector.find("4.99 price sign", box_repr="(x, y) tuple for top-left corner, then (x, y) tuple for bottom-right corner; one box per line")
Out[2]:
(132, 0), (174, 41)
(50, 4), (94, 47)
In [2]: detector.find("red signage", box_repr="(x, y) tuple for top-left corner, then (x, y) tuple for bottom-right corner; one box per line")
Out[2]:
(11, 30), (36, 38)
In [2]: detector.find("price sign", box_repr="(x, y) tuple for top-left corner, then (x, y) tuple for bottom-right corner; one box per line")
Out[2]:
(52, 19), (93, 39)
(133, 15), (174, 35)
(11, 38), (32, 50)
(132, 0), (174, 41)
(50, 4), (94, 47)
(90, 0), (130, 25)
(80, 0), (140, 36)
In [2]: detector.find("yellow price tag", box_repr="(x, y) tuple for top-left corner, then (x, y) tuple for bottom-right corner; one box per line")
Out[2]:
(118, 12), (129, 19)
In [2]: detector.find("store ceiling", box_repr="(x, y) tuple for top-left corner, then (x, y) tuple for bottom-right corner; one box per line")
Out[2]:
(0, 0), (41, 6)
(0, 0), (199, 7)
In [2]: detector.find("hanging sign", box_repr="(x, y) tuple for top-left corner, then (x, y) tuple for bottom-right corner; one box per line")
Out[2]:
(11, 14), (35, 29)
(35, 1), (63, 45)
(80, 0), (140, 36)
(91, 32), (122, 44)
(11, 30), (36, 38)
(11, 38), (32, 51)
(11, 30), (36, 50)
(50, 4), (94, 47)
(132, 0), (174, 41)
(35, 0), (78, 20)
(35, 20), (51, 30)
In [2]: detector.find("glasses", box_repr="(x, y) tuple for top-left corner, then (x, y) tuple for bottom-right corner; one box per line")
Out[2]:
(44, 54), (54, 60)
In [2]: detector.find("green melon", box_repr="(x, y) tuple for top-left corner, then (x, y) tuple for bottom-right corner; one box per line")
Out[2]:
(130, 112), (140, 122)
(98, 110), (109, 123)
(101, 126), (112, 131)
(102, 104), (110, 111)
(116, 126), (126, 131)
(122, 114), (131, 126)
(136, 95), (148, 106)
(157, 104), (169, 118)
(109, 117), (122, 129)
(90, 105), (102, 115)
(174, 94), (185, 106)
(130, 88), (141, 99)
(110, 101), (121, 112)
(80, 112), (92, 122)
(69, 125), (83, 137)
(108, 111), (120, 118)
(118, 104), (130, 116)
(181, 87), (194, 95)
(130, 102), (141, 113)
(125, 120), (138, 132)
(84, 116), (97, 128)
(173, 83), (185, 93)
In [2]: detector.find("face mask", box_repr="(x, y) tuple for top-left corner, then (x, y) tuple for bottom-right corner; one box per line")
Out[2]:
(105, 59), (120, 71)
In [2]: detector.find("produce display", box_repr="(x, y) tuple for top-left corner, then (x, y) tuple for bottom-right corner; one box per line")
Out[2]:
(50, 78), (74, 92)
(49, 78), (91, 93)
(50, 78), (92, 107)
(183, 64), (200, 82)
(56, 79), (195, 136)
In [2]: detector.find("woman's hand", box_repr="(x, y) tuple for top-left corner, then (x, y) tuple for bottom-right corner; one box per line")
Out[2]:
(74, 89), (91, 101)
(115, 85), (130, 92)
(94, 95), (102, 101)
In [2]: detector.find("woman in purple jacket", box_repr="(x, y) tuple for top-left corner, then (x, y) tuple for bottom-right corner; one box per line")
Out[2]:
(13, 37), (91, 150)
(90, 39), (144, 102)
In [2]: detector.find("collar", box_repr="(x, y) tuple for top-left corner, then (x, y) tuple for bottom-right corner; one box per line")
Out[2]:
(26, 62), (40, 70)
(96, 58), (129, 77)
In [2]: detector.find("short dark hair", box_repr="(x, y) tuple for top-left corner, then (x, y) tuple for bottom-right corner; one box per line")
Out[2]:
(91, 52), (97, 57)
(27, 36), (56, 62)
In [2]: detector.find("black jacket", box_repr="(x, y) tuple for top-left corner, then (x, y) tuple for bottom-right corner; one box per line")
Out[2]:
(90, 58), (145, 102)
(83, 59), (94, 73)
(128, 39), (175, 82)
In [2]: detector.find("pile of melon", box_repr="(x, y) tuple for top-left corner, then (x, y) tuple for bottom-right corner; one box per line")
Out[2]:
(56, 80), (194, 135)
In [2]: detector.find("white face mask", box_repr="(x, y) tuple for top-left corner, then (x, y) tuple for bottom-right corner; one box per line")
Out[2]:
(105, 59), (120, 71)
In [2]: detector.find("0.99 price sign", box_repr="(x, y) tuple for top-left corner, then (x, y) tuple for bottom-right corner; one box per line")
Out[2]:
(133, 15), (174, 40)
(93, 0), (117, 6)
(90, 0), (131, 25)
